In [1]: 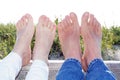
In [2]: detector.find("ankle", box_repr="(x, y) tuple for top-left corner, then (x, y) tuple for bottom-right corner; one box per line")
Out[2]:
(12, 48), (23, 58)
(65, 52), (81, 62)
(33, 57), (48, 65)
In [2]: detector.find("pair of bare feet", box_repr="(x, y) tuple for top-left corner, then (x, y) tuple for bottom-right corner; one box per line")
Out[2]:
(13, 14), (56, 66)
(58, 12), (102, 71)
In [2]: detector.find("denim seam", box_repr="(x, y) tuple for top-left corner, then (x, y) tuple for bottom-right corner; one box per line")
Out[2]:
(65, 58), (82, 68)
(87, 58), (103, 72)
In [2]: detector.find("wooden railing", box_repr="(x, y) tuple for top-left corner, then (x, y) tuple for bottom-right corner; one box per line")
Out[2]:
(16, 60), (120, 80)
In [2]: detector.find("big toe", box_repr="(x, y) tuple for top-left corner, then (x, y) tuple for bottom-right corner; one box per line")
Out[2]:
(38, 15), (47, 26)
(70, 12), (79, 24)
(25, 14), (33, 22)
(81, 12), (89, 25)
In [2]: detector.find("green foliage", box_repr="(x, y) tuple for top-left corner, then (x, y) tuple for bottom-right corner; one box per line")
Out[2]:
(0, 23), (16, 59)
(102, 27), (114, 50)
(80, 36), (84, 53)
(0, 23), (120, 59)
(50, 18), (62, 55)
(54, 18), (59, 25)
(110, 26), (120, 45)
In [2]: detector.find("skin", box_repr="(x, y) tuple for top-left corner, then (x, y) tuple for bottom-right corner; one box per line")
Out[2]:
(81, 12), (102, 71)
(58, 12), (82, 62)
(13, 14), (34, 66)
(33, 15), (56, 64)
(12, 12), (102, 73)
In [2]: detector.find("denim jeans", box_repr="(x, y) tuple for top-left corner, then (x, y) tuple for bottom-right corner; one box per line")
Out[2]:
(56, 58), (116, 80)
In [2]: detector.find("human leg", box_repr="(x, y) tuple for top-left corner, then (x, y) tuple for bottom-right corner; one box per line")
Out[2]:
(56, 12), (84, 80)
(81, 12), (116, 80)
(0, 14), (34, 80)
(25, 15), (56, 80)
(0, 52), (22, 80)
(86, 59), (116, 80)
(13, 14), (34, 66)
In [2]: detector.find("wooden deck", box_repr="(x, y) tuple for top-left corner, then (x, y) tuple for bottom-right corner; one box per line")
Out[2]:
(16, 60), (120, 80)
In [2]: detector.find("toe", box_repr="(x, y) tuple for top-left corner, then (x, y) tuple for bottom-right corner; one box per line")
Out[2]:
(48, 20), (52, 29)
(49, 21), (54, 29)
(21, 16), (27, 26)
(16, 19), (24, 35)
(53, 24), (56, 32)
(44, 17), (49, 27)
(62, 19), (67, 28)
(96, 19), (101, 29)
(25, 13), (33, 22)
(39, 15), (46, 22)
(70, 12), (79, 25)
(89, 14), (94, 26)
(96, 20), (102, 36)
(81, 12), (89, 25)
(70, 12), (77, 21)
(39, 15), (46, 26)
(92, 17), (102, 37)
(93, 18), (98, 28)
(65, 15), (71, 27)
(19, 20), (24, 28)
(51, 24), (56, 33)
(58, 22), (62, 30)
(58, 22), (64, 33)
(16, 20), (21, 31)
(39, 15), (43, 22)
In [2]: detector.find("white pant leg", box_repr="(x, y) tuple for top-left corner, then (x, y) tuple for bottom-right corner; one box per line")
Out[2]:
(25, 60), (49, 80)
(0, 52), (22, 80)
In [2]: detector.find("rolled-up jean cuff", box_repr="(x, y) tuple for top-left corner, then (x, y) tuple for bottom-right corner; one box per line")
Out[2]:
(61, 58), (82, 70)
(86, 59), (116, 80)
(87, 59), (108, 72)
(56, 58), (84, 80)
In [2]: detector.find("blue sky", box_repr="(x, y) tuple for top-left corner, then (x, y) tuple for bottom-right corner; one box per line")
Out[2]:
(0, 0), (120, 27)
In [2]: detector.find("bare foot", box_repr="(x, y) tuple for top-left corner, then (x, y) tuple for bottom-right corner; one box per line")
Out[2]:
(81, 12), (102, 71)
(58, 12), (82, 62)
(13, 14), (34, 66)
(33, 15), (56, 64)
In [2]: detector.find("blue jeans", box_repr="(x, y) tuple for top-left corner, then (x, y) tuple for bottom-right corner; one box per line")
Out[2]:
(56, 58), (116, 80)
